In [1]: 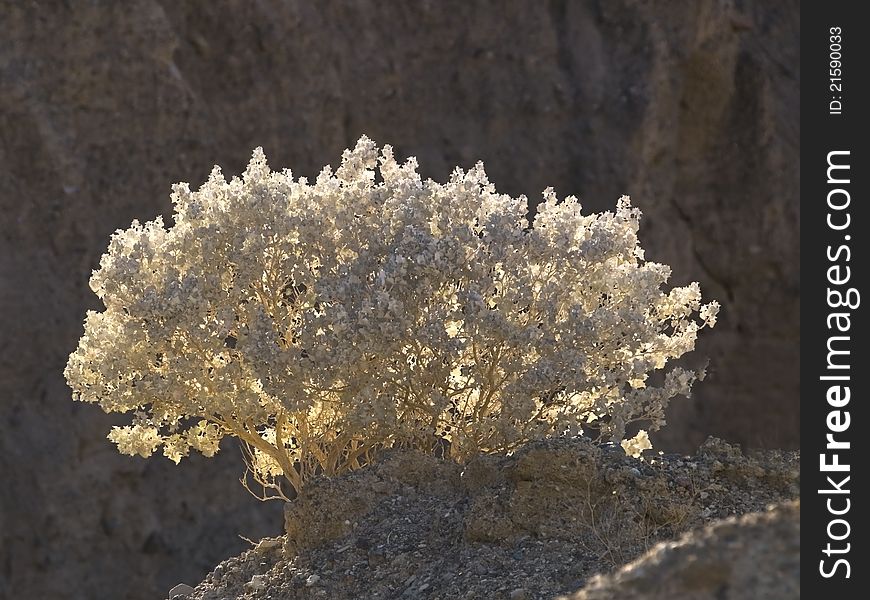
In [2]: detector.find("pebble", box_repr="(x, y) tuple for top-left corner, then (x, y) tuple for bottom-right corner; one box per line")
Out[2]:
(255, 538), (282, 552)
(306, 574), (321, 587)
(510, 588), (529, 600)
(246, 575), (266, 591)
(168, 583), (194, 598)
(598, 441), (621, 454)
(368, 548), (386, 565)
(356, 537), (372, 550)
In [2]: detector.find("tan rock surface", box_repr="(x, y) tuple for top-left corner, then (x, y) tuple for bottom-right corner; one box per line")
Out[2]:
(565, 500), (800, 600)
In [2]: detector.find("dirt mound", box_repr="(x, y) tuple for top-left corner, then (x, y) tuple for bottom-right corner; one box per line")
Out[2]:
(566, 500), (799, 600)
(172, 437), (798, 600)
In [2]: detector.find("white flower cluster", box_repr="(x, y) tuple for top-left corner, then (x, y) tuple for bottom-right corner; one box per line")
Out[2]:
(620, 429), (652, 459)
(65, 137), (719, 494)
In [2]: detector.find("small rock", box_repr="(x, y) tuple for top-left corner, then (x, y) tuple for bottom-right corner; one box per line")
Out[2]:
(169, 583), (194, 598)
(306, 574), (321, 587)
(368, 548), (386, 566)
(246, 575), (266, 591)
(355, 537), (372, 550)
(516, 480), (533, 492)
(510, 588), (528, 600)
(598, 442), (621, 454)
(255, 537), (282, 552)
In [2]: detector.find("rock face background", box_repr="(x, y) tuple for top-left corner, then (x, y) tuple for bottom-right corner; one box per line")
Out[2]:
(0, 1), (798, 598)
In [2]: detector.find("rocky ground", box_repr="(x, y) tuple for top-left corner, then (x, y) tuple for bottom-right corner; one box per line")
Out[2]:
(168, 437), (799, 600)
(567, 500), (799, 600)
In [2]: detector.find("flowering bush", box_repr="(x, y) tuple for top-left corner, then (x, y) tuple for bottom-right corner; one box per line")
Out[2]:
(65, 137), (718, 497)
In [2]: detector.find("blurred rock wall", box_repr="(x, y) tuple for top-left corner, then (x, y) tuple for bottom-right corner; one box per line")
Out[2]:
(0, 1), (798, 598)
